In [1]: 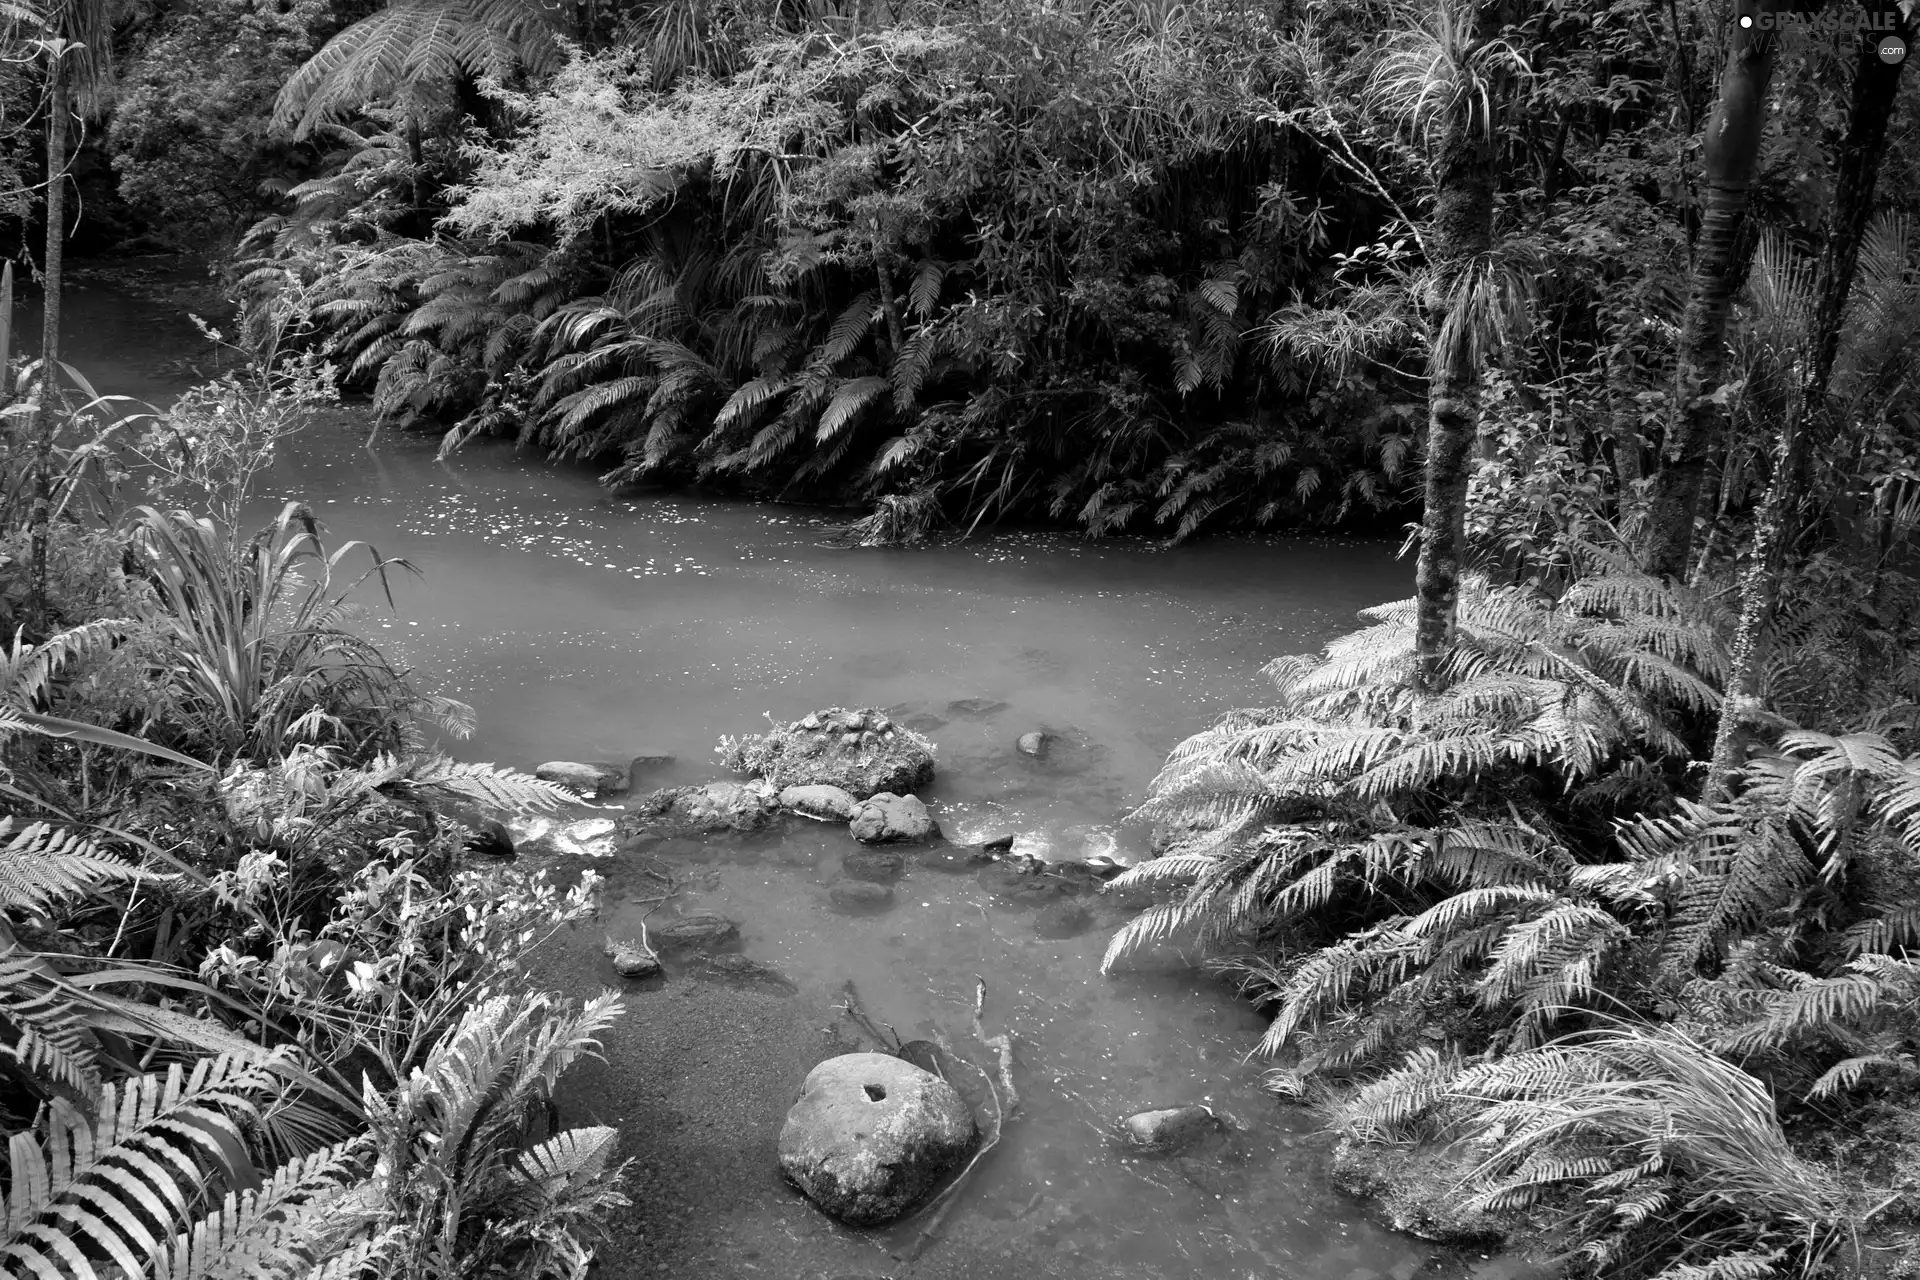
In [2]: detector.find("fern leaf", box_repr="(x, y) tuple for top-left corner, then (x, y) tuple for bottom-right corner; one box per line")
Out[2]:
(0, 818), (143, 914)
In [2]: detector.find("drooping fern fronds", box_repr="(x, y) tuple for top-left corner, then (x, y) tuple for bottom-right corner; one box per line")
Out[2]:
(1, 1050), (294, 1279)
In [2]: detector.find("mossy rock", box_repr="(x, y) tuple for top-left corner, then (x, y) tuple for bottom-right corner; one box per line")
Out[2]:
(1329, 1137), (1513, 1246)
(618, 781), (777, 838)
(722, 707), (935, 800)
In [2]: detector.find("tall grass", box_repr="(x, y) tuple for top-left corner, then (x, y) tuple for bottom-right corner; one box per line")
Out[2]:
(1447, 1023), (1851, 1277)
(128, 501), (459, 762)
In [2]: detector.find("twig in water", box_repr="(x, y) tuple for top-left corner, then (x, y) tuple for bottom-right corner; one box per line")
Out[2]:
(906, 978), (1019, 1260)
(906, 1047), (1002, 1261)
(972, 975), (1018, 1113)
(836, 979), (901, 1051)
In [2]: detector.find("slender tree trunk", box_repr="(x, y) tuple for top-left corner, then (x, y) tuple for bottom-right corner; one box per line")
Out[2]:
(1705, 5), (1908, 792)
(1642, 1), (1783, 581)
(1412, 2), (1501, 691)
(407, 116), (426, 223)
(871, 222), (907, 363)
(27, 45), (66, 639)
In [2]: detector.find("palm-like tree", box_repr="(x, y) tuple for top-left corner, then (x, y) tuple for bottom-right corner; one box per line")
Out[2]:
(1366, 0), (1527, 690)
(1642, 0), (1788, 581)
(271, 0), (568, 214)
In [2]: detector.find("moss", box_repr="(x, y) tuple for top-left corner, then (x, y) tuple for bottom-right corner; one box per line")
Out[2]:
(1329, 1138), (1514, 1248)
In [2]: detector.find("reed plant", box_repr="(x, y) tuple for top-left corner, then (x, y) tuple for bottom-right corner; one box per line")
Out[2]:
(127, 500), (461, 763)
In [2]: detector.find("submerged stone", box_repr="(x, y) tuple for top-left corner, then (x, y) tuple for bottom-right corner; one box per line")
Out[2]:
(1033, 899), (1095, 939)
(842, 849), (905, 883)
(1118, 1105), (1220, 1155)
(650, 913), (740, 952)
(946, 698), (1008, 718)
(829, 880), (896, 912)
(693, 953), (797, 993)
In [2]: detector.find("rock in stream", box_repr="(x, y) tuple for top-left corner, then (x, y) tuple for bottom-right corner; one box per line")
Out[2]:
(778, 1052), (977, 1226)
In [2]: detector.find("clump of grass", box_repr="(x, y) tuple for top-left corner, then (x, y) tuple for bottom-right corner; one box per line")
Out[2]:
(1445, 1023), (1851, 1277)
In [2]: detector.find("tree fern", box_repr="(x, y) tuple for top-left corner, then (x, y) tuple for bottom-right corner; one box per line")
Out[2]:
(274, 0), (566, 139)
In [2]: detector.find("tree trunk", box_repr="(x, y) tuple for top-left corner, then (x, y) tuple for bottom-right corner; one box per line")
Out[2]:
(27, 45), (66, 639)
(1413, 348), (1481, 687)
(407, 116), (427, 224)
(1411, 1), (1501, 692)
(1641, 1), (1782, 581)
(1705, 3), (1908, 792)
(871, 221), (907, 363)
(1809, 1), (1909, 397)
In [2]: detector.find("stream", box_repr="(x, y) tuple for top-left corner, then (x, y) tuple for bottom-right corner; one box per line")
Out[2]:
(46, 263), (1496, 1280)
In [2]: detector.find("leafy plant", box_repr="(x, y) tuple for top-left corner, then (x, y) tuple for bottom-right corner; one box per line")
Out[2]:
(126, 501), (469, 763)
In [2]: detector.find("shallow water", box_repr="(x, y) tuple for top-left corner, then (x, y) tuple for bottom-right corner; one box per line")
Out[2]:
(41, 269), (1480, 1280)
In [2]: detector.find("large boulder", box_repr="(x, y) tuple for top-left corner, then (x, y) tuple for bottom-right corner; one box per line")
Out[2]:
(850, 792), (939, 845)
(722, 707), (936, 800)
(619, 781), (777, 838)
(778, 1052), (977, 1226)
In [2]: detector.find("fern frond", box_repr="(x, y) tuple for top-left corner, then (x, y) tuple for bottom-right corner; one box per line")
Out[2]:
(0, 817), (144, 913)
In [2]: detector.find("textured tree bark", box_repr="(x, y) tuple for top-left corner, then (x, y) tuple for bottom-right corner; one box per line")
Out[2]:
(27, 45), (66, 639)
(1642, 1), (1782, 581)
(1411, 2), (1501, 692)
(1706, 3), (1908, 794)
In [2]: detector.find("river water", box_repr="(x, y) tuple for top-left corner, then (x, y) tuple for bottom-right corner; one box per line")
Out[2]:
(50, 264), (1481, 1280)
